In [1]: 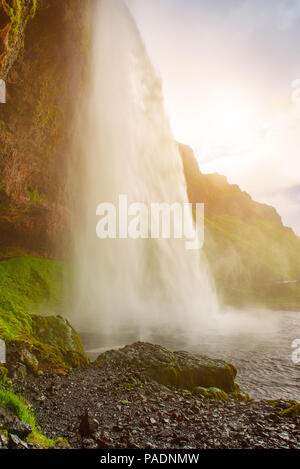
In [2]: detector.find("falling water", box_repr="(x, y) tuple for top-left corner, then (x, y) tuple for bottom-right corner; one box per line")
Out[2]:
(71, 0), (219, 341)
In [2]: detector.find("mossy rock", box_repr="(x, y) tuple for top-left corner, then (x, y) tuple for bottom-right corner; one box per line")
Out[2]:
(0, 256), (88, 372)
(96, 342), (237, 393)
(268, 399), (300, 417)
(0, 365), (8, 383)
(279, 401), (300, 417)
(228, 390), (251, 401)
(32, 315), (86, 358)
(6, 315), (88, 372)
(22, 349), (39, 375)
(193, 386), (229, 400)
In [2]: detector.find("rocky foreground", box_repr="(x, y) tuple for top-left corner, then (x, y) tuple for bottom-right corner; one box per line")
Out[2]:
(0, 342), (298, 449)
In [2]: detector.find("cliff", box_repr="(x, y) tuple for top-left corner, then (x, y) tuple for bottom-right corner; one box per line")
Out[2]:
(1, 2), (300, 311)
(0, 0), (90, 257)
(179, 143), (300, 310)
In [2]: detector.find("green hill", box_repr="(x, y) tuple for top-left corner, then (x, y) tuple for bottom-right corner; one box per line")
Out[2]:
(179, 143), (300, 311)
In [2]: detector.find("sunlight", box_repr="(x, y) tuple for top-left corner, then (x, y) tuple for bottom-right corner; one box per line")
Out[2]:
(202, 89), (260, 153)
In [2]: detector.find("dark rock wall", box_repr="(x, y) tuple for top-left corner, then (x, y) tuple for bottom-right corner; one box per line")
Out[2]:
(0, 0), (90, 256)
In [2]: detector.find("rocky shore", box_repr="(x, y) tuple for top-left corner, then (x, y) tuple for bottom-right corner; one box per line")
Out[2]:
(1, 342), (299, 449)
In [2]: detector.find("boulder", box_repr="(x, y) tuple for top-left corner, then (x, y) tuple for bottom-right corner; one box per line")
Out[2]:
(22, 350), (39, 375)
(6, 315), (88, 373)
(31, 314), (88, 369)
(95, 342), (237, 393)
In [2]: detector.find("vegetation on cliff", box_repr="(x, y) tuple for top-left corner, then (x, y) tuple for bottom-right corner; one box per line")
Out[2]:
(0, 256), (88, 373)
(0, 0), (37, 80)
(0, 0), (90, 257)
(179, 143), (300, 310)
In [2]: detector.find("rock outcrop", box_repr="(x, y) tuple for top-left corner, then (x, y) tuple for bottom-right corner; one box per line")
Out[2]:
(0, 0), (90, 257)
(6, 313), (88, 375)
(96, 342), (238, 394)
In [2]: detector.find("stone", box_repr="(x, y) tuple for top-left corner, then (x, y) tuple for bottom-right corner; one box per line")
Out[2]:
(16, 364), (27, 379)
(9, 433), (28, 449)
(79, 410), (99, 436)
(96, 342), (237, 393)
(193, 386), (229, 400)
(31, 314), (88, 368)
(9, 419), (32, 439)
(22, 349), (39, 375)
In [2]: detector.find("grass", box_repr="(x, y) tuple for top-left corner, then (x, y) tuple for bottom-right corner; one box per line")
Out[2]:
(0, 386), (63, 447)
(204, 215), (300, 310)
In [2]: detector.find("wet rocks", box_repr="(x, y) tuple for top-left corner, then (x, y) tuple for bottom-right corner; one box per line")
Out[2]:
(11, 342), (300, 449)
(9, 433), (29, 449)
(95, 342), (237, 393)
(8, 419), (32, 439)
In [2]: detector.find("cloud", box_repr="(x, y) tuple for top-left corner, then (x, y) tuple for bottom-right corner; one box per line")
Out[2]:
(284, 184), (300, 201)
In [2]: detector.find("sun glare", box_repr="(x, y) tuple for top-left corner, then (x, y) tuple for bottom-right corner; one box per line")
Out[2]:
(203, 90), (259, 152)
(168, 85), (262, 164)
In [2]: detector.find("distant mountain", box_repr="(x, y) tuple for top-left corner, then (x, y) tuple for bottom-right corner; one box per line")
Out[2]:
(179, 143), (300, 311)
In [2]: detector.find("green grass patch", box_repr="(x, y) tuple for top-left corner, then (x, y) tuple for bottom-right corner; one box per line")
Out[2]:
(204, 215), (300, 310)
(0, 386), (62, 447)
(0, 256), (67, 342)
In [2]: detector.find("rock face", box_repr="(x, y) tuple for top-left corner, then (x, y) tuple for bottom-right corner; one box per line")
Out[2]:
(95, 342), (237, 393)
(0, 0), (37, 80)
(0, 0), (90, 257)
(179, 143), (283, 226)
(31, 314), (88, 368)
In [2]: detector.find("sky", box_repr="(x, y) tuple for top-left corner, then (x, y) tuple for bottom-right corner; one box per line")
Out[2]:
(126, 0), (300, 235)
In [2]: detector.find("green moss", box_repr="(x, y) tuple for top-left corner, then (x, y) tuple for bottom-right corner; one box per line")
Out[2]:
(0, 365), (8, 383)
(0, 256), (88, 370)
(27, 188), (43, 202)
(268, 399), (300, 417)
(0, 256), (66, 326)
(0, 385), (62, 447)
(278, 400), (300, 417)
(97, 343), (237, 393)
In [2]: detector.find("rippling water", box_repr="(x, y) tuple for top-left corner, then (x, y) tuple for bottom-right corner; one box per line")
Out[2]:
(81, 310), (300, 401)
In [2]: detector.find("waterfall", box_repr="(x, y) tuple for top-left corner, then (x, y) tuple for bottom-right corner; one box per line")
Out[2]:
(71, 0), (219, 342)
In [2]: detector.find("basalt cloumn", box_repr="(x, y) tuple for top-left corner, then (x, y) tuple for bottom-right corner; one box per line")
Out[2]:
(0, 0), (299, 455)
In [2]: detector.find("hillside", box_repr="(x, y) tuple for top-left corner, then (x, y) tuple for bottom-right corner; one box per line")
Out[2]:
(1, 2), (299, 312)
(179, 143), (300, 311)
